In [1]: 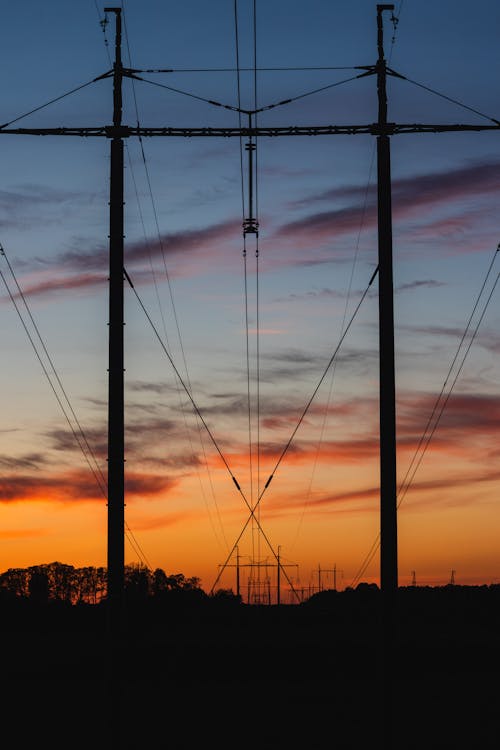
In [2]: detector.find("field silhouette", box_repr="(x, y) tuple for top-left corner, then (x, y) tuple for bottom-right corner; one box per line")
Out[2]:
(2, 567), (499, 749)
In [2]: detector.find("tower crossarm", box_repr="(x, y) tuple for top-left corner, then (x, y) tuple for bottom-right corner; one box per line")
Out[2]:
(0, 122), (499, 139)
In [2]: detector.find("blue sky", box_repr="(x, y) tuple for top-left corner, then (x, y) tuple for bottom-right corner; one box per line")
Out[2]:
(0, 0), (499, 594)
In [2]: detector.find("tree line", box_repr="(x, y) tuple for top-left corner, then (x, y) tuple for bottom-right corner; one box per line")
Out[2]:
(0, 561), (208, 606)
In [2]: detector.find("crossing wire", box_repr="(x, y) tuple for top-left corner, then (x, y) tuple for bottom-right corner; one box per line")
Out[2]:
(0, 245), (106, 497)
(210, 268), (378, 597)
(135, 69), (373, 117)
(350, 244), (500, 588)
(123, 267), (291, 581)
(229, 0), (265, 585)
(0, 242), (152, 570)
(0, 74), (109, 130)
(250, 266), (379, 514)
(234, 0), (255, 515)
(119, 1), (229, 553)
(391, 70), (500, 125)
(89, 2), (155, 570)
(289, 149), (379, 555)
(296, 0), (404, 573)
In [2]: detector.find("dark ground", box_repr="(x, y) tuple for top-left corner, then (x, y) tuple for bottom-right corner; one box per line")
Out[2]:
(3, 585), (499, 749)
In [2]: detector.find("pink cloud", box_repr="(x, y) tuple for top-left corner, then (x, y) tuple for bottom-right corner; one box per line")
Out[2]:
(6, 159), (497, 302)
(1, 271), (107, 301)
(4, 218), (241, 300)
(0, 468), (178, 504)
(126, 511), (192, 531)
(273, 159), (500, 253)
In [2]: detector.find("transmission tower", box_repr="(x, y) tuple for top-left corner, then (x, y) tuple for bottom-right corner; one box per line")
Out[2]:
(0, 5), (498, 640)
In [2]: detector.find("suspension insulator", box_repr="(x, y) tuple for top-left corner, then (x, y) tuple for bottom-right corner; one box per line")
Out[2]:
(243, 218), (259, 235)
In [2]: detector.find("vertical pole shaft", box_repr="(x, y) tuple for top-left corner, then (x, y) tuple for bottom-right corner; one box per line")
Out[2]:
(277, 546), (281, 606)
(376, 8), (397, 750)
(236, 547), (240, 598)
(376, 4), (398, 594)
(106, 7), (125, 638)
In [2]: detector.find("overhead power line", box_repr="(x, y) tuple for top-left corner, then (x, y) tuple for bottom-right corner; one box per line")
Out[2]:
(0, 74), (110, 130)
(0, 243), (153, 571)
(350, 244), (500, 588)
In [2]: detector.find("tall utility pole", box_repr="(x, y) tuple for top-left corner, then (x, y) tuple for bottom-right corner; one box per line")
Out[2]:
(277, 546), (281, 605)
(316, 563), (337, 593)
(375, 11), (398, 749)
(275, 547), (299, 605)
(106, 7), (125, 637)
(220, 553), (298, 605)
(376, 3), (398, 594)
(333, 563), (343, 592)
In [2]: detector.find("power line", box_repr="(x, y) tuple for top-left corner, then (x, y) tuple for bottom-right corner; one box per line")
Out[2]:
(138, 66), (363, 73)
(0, 75), (109, 130)
(291, 2), (404, 558)
(252, 0), (261, 567)
(0, 245), (106, 494)
(124, 267), (292, 587)
(131, 74), (246, 113)
(234, 0), (255, 514)
(392, 70), (500, 125)
(253, 70), (373, 114)
(349, 245), (500, 588)
(0, 242), (154, 571)
(214, 265), (379, 593)
(120, 1), (228, 554)
(259, 266), (379, 501)
(3, 4), (498, 601)
(124, 268), (245, 493)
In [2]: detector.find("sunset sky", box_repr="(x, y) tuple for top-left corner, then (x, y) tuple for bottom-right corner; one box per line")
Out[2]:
(0, 0), (499, 598)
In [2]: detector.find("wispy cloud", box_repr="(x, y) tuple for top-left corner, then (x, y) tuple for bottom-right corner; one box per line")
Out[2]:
(49, 219), (241, 274)
(6, 272), (108, 299)
(395, 279), (445, 293)
(0, 467), (178, 504)
(281, 466), (500, 514)
(5, 218), (242, 299)
(125, 511), (193, 532)
(396, 322), (500, 356)
(274, 287), (346, 302)
(274, 159), (500, 252)
(0, 184), (101, 230)
(0, 452), (47, 470)
(289, 159), (500, 210)
(6, 158), (497, 302)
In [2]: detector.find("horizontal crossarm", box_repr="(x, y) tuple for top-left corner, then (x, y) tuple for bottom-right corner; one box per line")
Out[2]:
(0, 123), (499, 138)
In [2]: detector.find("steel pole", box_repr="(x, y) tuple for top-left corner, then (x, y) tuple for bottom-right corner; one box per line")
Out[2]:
(106, 6), (125, 638)
(376, 4), (398, 594)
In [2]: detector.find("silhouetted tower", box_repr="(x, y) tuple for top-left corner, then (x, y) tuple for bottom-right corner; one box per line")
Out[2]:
(277, 546), (281, 604)
(235, 546), (240, 597)
(2, 2), (498, 639)
(333, 563), (344, 591)
(315, 563), (338, 593)
(376, 3), (398, 595)
(106, 6), (125, 637)
(375, 10), (398, 750)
